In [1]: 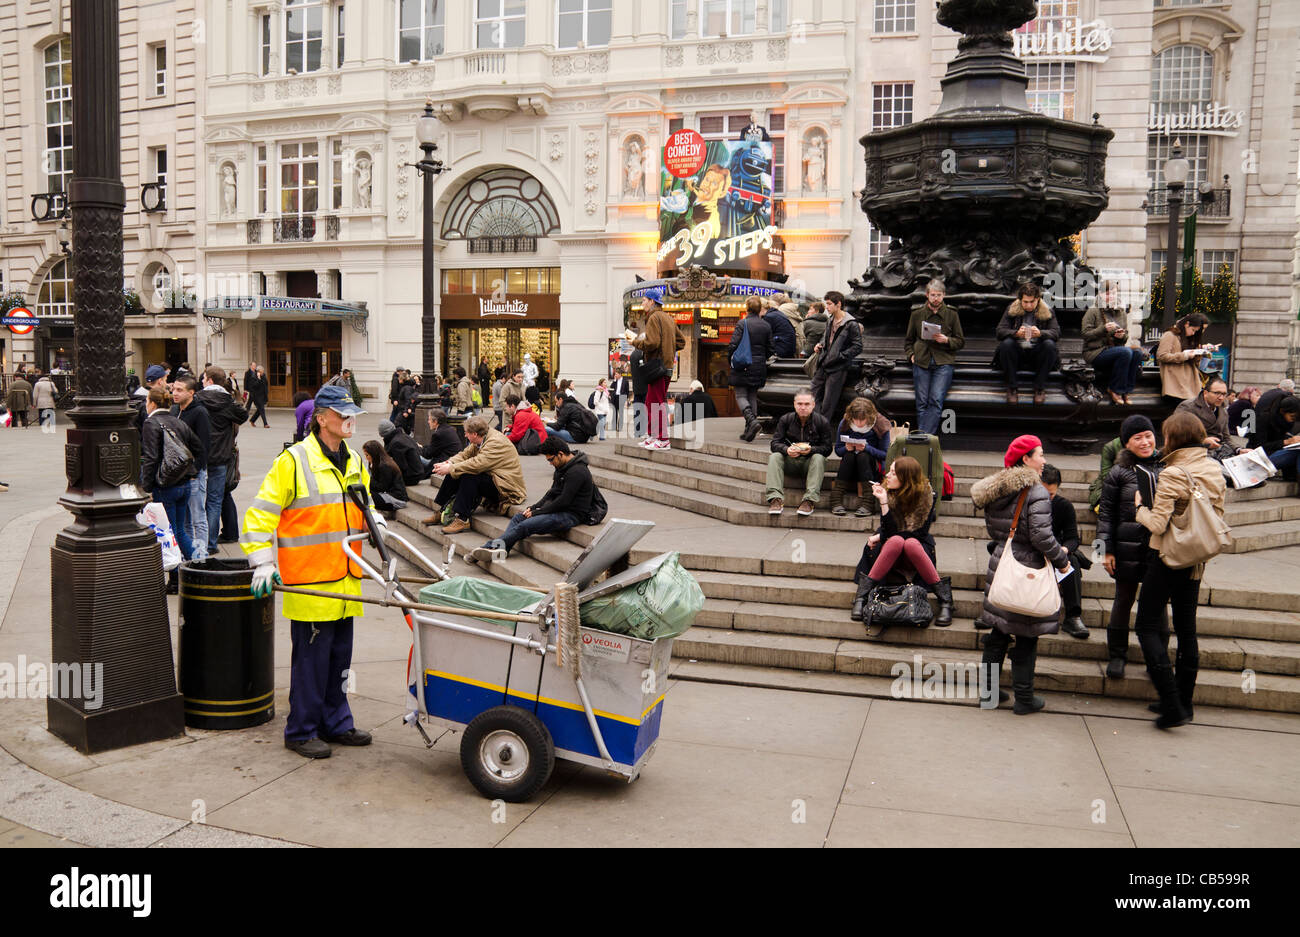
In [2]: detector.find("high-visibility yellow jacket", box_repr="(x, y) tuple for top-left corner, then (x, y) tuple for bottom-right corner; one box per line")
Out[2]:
(241, 432), (371, 622)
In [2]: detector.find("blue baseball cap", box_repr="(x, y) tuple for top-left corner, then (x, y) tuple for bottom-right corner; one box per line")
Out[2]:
(642, 286), (666, 306)
(145, 364), (168, 382)
(314, 384), (365, 416)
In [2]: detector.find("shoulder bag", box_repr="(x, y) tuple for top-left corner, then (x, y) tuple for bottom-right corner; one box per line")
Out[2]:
(864, 582), (934, 637)
(986, 489), (1062, 618)
(158, 424), (195, 488)
(1157, 467), (1233, 569)
(730, 318), (753, 369)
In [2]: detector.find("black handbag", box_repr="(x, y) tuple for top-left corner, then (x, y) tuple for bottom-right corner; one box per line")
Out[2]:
(158, 425), (195, 488)
(864, 582), (934, 637)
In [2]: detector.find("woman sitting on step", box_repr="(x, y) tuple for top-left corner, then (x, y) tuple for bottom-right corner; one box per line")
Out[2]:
(832, 396), (892, 517)
(850, 456), (953, 628)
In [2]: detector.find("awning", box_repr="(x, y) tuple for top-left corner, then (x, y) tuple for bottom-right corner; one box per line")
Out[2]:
(202, 296), (369, 336)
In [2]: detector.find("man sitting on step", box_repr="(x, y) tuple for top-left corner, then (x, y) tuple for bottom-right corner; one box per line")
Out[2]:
(422, 415), (528, 535)
(467, 436), (601, 565)
(766, 388), (833, 517)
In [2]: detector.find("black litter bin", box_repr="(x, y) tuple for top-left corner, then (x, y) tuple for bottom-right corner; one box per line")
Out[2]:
(178, 558), (275, 729)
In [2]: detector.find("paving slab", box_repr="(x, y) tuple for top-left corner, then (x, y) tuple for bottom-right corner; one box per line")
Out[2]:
(1084, 715), (1300, 805)
(826, 802), (1133, 848)
(1114, 786), (1300, 849)
(843, 699), (1127, 832)
(498, 739), (850, 848)
(0, 823), (86, 848)
(150, 824), (309, 848)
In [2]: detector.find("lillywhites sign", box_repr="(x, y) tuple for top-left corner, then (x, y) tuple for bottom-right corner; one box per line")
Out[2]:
(478, 297), (528, 317)
(1013, 18), (1113, 62)
(1148, 102), (1245, 137)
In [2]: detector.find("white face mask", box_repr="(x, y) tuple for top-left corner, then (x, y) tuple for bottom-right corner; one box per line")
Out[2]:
(340, 416), (356, 436)
(850, 422), (869, 433)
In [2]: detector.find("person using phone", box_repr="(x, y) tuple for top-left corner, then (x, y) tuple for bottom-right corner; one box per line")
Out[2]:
(1156, 313), (1212, 408)
(1082, 280), (1143, 405)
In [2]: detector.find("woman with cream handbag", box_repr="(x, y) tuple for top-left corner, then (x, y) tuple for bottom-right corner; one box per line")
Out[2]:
(970, 435), (1074, 714)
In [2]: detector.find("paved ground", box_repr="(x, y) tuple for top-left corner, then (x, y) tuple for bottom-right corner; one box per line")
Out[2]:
(1, 407), (1298, 847)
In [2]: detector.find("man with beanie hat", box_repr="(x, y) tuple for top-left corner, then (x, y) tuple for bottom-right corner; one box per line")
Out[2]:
(378, 419), (429, 485)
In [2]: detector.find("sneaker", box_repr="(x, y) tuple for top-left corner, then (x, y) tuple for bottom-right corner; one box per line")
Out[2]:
(468, 543), (504, 566)
(797, 500), (815, 516)
(285, 737), (331, 759)
(768, 499), (784, 515)
(650, 439), (670, 450)
(323, 728), (372, 746)
(442, 516), (472, 535)
(855, 504), (870, 518)
(832, 504), (847, 516)
(640, 437), (658, 449)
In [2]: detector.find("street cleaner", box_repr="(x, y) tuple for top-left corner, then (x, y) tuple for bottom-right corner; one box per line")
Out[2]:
(242, 384), (376, 759)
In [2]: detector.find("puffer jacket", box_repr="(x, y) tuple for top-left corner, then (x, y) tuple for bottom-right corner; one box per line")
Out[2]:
(1136, 443), (1228, 579)
(727, 313), (773, 388)
(763, 308), (798, 358)
(1097, 447), (1163, 581)
(970, 465), (1071, 636)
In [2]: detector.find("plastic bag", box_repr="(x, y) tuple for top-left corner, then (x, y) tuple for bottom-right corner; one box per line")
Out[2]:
(137, 502), (183, 571)
(578, 552), (704, 640)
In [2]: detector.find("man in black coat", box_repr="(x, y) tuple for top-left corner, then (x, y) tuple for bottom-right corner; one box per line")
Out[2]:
(195, 365), (249, 555)
(765, 389), (833, 517)
(993, 283), (1061, 405)
(467, 437), (599, 564)
(810, 290), (863, 423)
(609, 367), (630, 434)
(548, 393), (594, 444)
(379, 418), (430, 485)
(760, 302), (797, 358)
(728, 297), (773, 442)
(675, 381), (718, 424)
(423, 408), (463, 464)
(170, 375), (213, 560)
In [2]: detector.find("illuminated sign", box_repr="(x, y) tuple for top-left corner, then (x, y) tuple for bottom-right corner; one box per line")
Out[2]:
(1013, 18), (1113, 62)
(478, 297), (529, 317)
(663, 129), (707, 179)
(1148, 102), (1245, 137)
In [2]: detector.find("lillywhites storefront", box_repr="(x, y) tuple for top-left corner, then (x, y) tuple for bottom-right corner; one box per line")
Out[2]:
(440, 267), (563, 380)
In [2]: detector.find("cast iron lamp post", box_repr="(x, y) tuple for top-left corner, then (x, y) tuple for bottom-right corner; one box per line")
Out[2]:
(1162, 141), (1190, 330)
(410, 101), (446, 446)
(48, 0), (183, 752)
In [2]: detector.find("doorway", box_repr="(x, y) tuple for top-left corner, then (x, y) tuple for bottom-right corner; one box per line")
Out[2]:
(265, 320), (341, 406)
(701, 344), (741, 417)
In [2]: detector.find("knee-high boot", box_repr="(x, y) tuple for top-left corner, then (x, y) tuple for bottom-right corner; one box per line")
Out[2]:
(980, 630), (1012, 705)
(1147, 663), (1190, 728)
(1011, 643), (1046, 714)
(1175, 651), (1198, 720)
(850, 573), (876, 623)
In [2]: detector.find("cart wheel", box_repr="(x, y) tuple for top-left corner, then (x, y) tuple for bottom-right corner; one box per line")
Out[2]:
(460, 705), (555, 803)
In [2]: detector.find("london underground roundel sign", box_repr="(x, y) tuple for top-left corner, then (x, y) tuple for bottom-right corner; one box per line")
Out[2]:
(3, 307), (36, 335)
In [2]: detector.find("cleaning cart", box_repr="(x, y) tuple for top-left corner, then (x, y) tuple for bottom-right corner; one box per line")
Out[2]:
(282, 486), (693, 802)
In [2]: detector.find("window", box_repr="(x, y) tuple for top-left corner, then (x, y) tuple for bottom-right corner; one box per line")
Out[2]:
(260, 14), (272, 75)
(256, 145), (268, 215)
(38, 260), (73, 318)
(670, 0), (689, 39)
(331, 140), (344, 210)
(284, 0), (324, 74)
(1025, 62), (1075, 119)
(336, 5), (345, 66)
(874, 0), (916, 34)
(152, 268), (172, 307)
(557, 0), (611, 49)
(398, 0), (446, 60)
(279, 142), (320, 215)
(1148, 44), (1214, 191)
(872, 82), (914, 130)
(1200, 249), (1236, 283)
(867, 227), (892, 270)
(150, 43), (167, 96)
(151, 146), (169, 195)
(1151, 250), (1186, 281)
(701, 0), (756, 38)
(442, 268), (561, 294)
(475, 0), (525, 50)
(44, 39), (73, 195)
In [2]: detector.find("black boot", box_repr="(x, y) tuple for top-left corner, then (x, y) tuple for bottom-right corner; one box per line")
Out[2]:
(850, 573), (876, 623)
(1011, 645), (1045, 714)
(1060, 615), (1089, 639)
(740, 407), (760, 442)
(1147, 664), (1190, 728)
(981, 631), (1012, 704)
(931, 578), (954, 627)
(1175, 651), (1199, 721)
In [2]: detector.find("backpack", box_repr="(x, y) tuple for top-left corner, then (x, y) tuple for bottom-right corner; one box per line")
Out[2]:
(1156, 466), (1233, 569)
(576, 404), (598, 441)
(587, 391), (597, 409)
(730, 319), (753, 369)
(942, 461), (955, 501)
(587, 486), (608, 525)
(515, 427), (542, 456)
(158, 423), (195, 488)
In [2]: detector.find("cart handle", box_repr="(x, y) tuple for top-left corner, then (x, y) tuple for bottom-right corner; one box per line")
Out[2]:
(273, 582), (544, 625)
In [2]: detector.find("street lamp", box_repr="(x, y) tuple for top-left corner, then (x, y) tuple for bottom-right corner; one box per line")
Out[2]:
(1162, 140), (1190, 330)
(414, 100), (445, 392)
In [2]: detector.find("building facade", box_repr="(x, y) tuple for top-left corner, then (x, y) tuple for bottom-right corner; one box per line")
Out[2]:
(0, 0), (202, 382)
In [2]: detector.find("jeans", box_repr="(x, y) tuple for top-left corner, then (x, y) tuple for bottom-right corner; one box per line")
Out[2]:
(550, 428), (577, 444)
(204, 462), (228, 554)
(912, 363), (954, 436)
(596, 414), (607, 440)
(1093, 346), (1143, 395)
(810, 368), (849, 422)
(610, 398), (624, 433)
(500, 510), (581, 553)
(631, 396), (647, 437)
(153, 481), (196, 560)
(250, 401), (269, 426)
(836, 449), (878, 486)
(187, 467), (209, 560)
(733, 385), (759, 418)
(766, 452), (826, 504)
(1268, 447), (1299, 478)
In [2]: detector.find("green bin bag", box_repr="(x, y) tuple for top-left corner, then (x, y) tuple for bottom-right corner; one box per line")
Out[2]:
(418, 577), (544, 629)
(577, 553), (704, 640)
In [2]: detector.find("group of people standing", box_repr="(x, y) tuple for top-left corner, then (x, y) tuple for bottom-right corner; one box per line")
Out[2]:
(2, 370), (58, 427)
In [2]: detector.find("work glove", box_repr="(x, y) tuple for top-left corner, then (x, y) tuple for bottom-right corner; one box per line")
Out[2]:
(251, 562), (281, 598)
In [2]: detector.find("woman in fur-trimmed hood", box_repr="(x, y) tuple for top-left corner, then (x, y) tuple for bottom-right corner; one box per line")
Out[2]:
(970, 435), (1073, 714)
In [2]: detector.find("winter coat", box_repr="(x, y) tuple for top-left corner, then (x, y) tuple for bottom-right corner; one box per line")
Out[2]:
(369, 461), (408, 504)
(801, 312), (828, 355)
(1080, 304), (1131, 363)
(194, 385), (249, 467)
(970, 465), (1071, 636)
(859, 490), (938, 576)
(1097, 447), (1164, 582)
(295, 398), (314, 441)
(1156, 330), (1204, 400)
(32, 378), (57, 410)
(247, 374), (269, 405)
(1087, 436), (1123, 512)
(1175, 392), (1229, 442)
(171, 401), (211, 471)
(1049, 493), (1080, 555)
(389, 371), (403, 404)
(763, 308), (798, 358)
(550, 396), (594, 443)
(4, 378), (31, 413)
(905, 302), (966, 368)
(381, 426), (428, 485)
(592, 387), (611, 418)
(632, 307), (682, 365)
(674, 390), (717, 423)
(771, 411), (833, 457)
(455, 376), (474, 411)
(446, 428), (528, 506)
(727, 313), (773, 388)
(834, 413), (891, 462)
(995, 299), (1061, 345)
(424, 422), (465, 463)
(1136, 443), (1228, 579)
(815, 314), (864, 375)
(532, 451), (597, 521)
(1250, 389), (1297, 453)
(505, 406), (548, 448)
(140, 410), (200, 492)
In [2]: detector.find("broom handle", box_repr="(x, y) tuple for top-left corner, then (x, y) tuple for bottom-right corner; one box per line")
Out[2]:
(273, 583), (543, 625)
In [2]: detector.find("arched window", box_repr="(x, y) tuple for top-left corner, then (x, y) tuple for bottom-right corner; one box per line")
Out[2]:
(44, 39), (73, 194)
(1148, 44), (1214, 192)
(441, 169), (560, 239)
(38, 260), (73, 318)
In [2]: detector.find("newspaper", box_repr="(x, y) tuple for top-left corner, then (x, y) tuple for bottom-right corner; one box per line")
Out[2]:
(921, 320), (943, 341)
(1220, 447), (1277, 490)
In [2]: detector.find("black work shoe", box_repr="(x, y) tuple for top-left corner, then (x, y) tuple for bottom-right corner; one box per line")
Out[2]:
(324, 728), (372, 746)
(286, 737), (331, 759)
(1060, 616), (1089, 639)
(1106, 658), (1126, 679)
